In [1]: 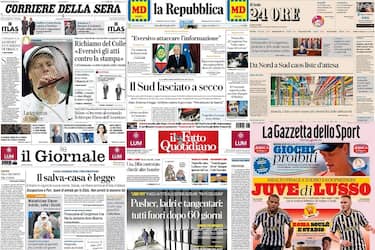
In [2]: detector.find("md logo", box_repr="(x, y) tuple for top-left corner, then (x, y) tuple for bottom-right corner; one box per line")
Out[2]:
(128, 0), (150, 21)
(228, 0), (248, 21)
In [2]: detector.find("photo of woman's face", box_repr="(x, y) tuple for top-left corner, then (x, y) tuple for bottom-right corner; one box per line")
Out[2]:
(98, 125), (105, 133)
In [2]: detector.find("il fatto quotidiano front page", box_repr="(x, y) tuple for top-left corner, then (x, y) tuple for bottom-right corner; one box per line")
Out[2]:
(1, 0), (374, 250)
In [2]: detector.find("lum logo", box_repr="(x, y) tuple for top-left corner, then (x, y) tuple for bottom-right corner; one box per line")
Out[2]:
(127, 131), (145, 148)
(1, 146), (17, 160)
(232, 131), (250, 148)
(109, 146), (125, 160)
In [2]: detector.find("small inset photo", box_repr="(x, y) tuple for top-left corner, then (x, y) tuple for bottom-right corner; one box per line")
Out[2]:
(163, 160), (188, 182)
(95, 124), (108, 143)
(28, 211), (61, 239)
(227, 52), (248, 68)
(312, 15), (324, 27)
(127, 122), (138, 129)
(50, 124), (63, 143)
(21, 16), (35, 35)
(178, 108), (200, 121)
(1, 124), (31, 134)
(80, 132), (94, 143)
(64, 20), (77, 35)
(164, 164), (176, 181)
(192, 173), (208, 183)
(179, 20), (198, 28)
(210, 173), (228, 183)
(64, 132), (80, 143)
(293, 38), (322, 56)
(357, 2), (374, 12)
(153, 43), (200, 73)
(175, 168), (186, 181)
(227, 100), (248, 117)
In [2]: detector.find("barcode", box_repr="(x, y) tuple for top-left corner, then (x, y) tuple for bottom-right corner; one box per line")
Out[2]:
(1, 160), (16, 165)
(236, 123), (250, 128)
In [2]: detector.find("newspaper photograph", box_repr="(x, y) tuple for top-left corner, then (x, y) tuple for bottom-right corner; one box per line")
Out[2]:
(127, 27), (249, 123)
(249, 0), (374, 122)
(0, 1), (374, 250)
(126, 122), (250, 186)
(1, 0), (126, 124)
(251, 122), (372, 176)
(124, 122), (250, 250)
(1, 167), (126, 250)
(250, 122), (374, 250)
(127, 0), (248, 28)
(127, 189), (227, 250)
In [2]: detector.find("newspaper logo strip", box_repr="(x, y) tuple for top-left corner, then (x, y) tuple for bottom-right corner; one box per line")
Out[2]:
(159, 131), (219, 154)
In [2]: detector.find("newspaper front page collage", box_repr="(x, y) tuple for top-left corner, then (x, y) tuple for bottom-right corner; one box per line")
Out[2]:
(0, 0), (374, 249)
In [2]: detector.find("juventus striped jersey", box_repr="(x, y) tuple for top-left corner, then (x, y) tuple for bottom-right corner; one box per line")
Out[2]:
(330, 209), (368, 250)
(253, 208), (292, 246)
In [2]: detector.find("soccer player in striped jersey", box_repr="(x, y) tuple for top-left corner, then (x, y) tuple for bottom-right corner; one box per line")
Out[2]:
(252, 194), (293, 250)
(329, 195), (375, 249)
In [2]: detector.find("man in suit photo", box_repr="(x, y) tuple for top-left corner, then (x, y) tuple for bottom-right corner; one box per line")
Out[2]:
(29, 17), (35, 35)
(51, 125), (63, 143)
(166, 45), (188, 73)
(22, 16), (28, 35)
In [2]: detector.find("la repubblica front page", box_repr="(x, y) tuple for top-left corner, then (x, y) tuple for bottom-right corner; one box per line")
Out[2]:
(0, 0), (374, 250)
